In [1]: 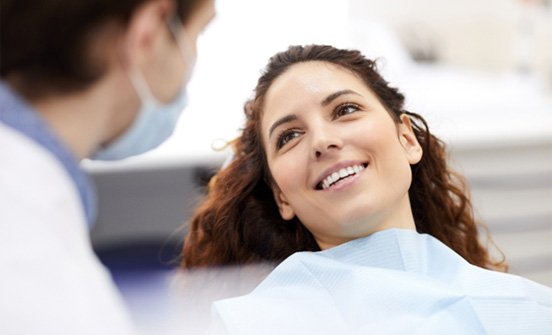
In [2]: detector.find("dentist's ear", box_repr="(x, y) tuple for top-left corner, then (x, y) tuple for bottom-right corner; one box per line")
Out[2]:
(120, 0), (174, 70)
(398, 114), (423, 165)
(272, 185), (295, 220)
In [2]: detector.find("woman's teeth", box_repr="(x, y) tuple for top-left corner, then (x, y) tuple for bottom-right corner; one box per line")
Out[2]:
(321, 164), (366, 190)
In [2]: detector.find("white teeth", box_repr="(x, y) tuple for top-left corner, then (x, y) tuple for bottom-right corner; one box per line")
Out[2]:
(320, 164), (366, 190)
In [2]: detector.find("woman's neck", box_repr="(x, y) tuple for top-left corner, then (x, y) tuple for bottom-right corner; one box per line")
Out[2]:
(315, 195), (417, 250)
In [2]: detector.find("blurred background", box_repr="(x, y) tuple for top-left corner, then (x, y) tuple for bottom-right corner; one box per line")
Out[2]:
(83, 0), (552, 332)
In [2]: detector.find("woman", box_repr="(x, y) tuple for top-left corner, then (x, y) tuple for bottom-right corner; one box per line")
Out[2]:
(0, 0), (214, 334)
(181, 45), (552, 334)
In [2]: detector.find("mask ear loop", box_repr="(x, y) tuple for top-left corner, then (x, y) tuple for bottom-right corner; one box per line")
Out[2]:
(127, 13), (194, 108)
(128, 69), (156, 106)
(127, 13), (196, 108)
(167, 13), (196, 83)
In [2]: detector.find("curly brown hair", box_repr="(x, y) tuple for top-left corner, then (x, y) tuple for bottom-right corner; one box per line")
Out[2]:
(182, 44), (506, 271)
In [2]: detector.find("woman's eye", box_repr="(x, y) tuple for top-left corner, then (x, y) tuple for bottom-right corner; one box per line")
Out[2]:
(334, 103), (361, 118)
(276, 129), (302, 149)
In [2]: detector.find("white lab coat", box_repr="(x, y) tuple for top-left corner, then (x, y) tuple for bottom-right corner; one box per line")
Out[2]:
(0, 123), (136, 335)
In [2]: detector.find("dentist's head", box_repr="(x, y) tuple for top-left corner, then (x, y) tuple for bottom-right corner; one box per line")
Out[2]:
(1, 0), (215, 160)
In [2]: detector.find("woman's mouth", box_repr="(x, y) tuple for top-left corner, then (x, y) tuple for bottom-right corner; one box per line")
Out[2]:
(315, 162), (368, 190)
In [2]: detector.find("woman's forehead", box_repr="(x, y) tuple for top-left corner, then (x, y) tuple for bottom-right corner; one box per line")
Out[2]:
(267, 61), (364, 98)
(260, 62), (374, 123)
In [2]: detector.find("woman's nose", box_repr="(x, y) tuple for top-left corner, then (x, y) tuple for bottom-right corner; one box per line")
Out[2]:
(312, 128), (343, 159)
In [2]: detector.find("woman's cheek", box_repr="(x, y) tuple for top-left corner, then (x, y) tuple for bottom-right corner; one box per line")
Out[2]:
(273, 153), (303, 192)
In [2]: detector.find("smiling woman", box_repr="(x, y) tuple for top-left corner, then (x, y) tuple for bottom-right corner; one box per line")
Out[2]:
(180, 45), (552, 334)
(182, 45), (499, 268)
(261, 61), (423, 250)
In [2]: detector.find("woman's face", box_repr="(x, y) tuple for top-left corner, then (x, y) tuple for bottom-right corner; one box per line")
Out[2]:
(260, 61), (422, 249)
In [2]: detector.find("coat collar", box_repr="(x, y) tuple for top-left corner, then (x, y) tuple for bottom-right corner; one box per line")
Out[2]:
(0, 81), (97, 227)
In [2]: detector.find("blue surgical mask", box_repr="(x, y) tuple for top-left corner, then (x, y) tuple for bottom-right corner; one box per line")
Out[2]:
(93, 17), (195, 161)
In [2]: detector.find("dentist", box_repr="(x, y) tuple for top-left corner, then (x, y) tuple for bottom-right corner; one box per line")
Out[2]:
(0, 0), (214, 333)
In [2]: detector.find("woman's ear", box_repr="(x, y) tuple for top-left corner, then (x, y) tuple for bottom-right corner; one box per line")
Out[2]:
(398, 114), (423, 165)
(272, 185), (295, 220)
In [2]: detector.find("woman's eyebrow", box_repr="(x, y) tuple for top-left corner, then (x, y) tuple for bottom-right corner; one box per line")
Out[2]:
(321, 89), (361, 106)
(269, 114), (298, 139)
(268, 90), (361, 139)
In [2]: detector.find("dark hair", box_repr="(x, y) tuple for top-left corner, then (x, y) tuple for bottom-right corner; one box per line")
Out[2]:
(182, 45), (507, 272)
(0, 0), (205, 99)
